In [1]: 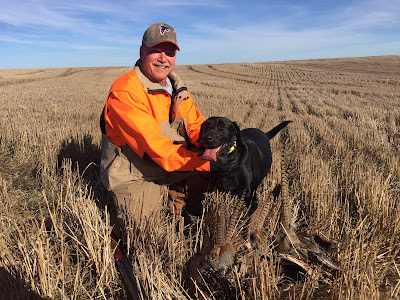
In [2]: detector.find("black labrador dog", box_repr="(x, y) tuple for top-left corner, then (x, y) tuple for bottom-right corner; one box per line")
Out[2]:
(197, 117), (292, 211)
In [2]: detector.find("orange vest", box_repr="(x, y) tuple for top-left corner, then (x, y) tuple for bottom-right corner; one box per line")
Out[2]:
(103, 61), (210, 172)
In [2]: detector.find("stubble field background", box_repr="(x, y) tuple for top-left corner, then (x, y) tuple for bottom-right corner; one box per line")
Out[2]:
(0, 55), (399, 299)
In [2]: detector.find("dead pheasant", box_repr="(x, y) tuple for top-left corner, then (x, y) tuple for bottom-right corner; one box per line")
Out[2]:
(185, 192), (245, 299)
(276, 153), (341, 282)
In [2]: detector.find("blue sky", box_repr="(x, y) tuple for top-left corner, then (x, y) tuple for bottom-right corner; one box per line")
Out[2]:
(1, 0), (399, 68)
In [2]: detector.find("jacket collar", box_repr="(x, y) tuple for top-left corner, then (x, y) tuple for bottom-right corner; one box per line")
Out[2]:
(134, 60), (190, 123)
(134, 59), (187, 94)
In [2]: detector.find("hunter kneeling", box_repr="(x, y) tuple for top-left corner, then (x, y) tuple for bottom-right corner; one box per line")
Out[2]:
(99, 23), (212, 255)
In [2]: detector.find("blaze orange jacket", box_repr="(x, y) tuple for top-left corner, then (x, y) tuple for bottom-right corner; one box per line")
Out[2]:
(102, 61), (210, 172)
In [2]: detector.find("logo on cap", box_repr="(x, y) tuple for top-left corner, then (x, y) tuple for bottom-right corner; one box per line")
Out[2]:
(159, 25), (170, 36)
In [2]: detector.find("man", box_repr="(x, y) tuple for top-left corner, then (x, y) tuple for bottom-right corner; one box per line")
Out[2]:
(99, 23), (211, 242)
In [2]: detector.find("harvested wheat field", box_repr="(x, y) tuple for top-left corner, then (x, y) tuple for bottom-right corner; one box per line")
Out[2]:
(0, 55), (399, 299)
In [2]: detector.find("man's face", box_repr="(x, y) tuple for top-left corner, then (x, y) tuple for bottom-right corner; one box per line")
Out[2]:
(140, 43), (177, 86)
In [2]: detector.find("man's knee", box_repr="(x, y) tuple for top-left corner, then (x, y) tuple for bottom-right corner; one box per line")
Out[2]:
(111, 181), (165, 224)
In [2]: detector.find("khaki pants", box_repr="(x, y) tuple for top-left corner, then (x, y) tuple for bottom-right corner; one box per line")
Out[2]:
(100, 135), (211, 237)
(110, 171), (209, 222)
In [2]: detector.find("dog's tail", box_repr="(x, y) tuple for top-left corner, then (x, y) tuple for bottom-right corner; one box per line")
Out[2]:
(266, 120), (292, 139)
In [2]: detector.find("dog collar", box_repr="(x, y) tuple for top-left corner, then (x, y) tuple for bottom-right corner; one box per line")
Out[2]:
(228, 141), (237, 154)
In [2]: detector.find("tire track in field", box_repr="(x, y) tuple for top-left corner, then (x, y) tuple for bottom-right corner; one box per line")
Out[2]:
(0, 68), (78, 87)
(187, 65), (262, 86)
(189, 63), (399, 99)
(0, 76), (48, 87)
(0, 67), (105, 87)
(211, 63), (304, 88)
(188, 64), (297, 87)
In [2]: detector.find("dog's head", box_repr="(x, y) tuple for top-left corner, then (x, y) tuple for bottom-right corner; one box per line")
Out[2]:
(197, 117), (241, 162)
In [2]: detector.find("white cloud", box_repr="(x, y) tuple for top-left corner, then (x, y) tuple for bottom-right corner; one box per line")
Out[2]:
(1, 0), (399, 67)
(337, 0), (400, 28)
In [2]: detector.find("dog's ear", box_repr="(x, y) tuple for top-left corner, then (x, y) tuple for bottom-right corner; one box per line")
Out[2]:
(232, 121), (243, 144)
(196, 122), (205, 143)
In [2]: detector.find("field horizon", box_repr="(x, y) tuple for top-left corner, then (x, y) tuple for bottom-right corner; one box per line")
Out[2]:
(1, 54), (399, 299)
(2, 54), (399, 72)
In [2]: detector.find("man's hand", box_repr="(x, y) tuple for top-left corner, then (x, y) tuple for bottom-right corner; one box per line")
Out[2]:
(168, 189), (186, 214)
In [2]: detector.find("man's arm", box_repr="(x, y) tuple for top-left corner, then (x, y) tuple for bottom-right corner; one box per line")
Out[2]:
(105, 91), (210, 172)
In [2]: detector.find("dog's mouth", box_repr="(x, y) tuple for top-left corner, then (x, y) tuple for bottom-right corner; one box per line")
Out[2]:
(201, 144), (226, 162)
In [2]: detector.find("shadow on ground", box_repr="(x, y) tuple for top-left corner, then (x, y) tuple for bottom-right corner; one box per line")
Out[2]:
(57, 134), (109, 209)
(0, 267), (50, 300)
